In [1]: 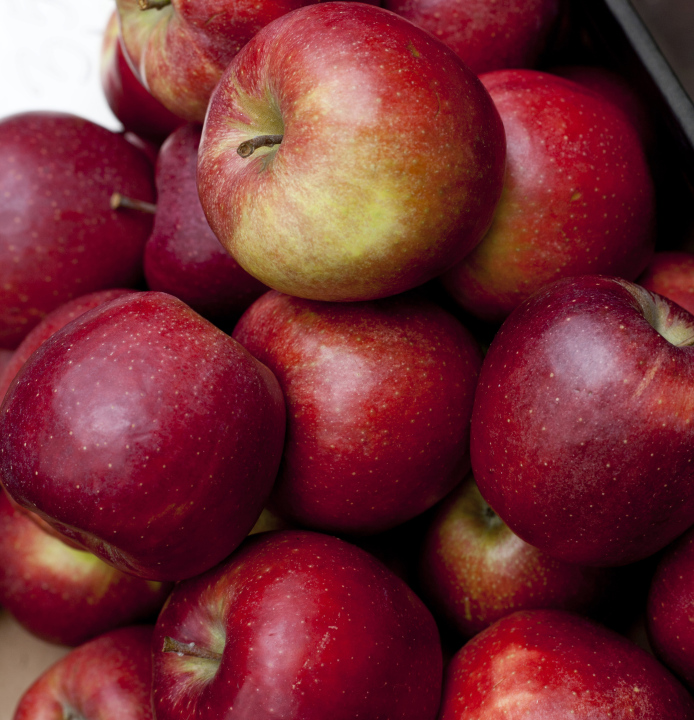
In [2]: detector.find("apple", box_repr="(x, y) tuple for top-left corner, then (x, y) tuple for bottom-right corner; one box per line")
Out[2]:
(0, 291), (286, 581)
(0, 490), (172, 647)
(383, 0), (565, 75)
(144, 123), (267, 327)
(418, 471), (616, 638)
(438, 609), (694, 718)
(470, 275), (694, 567)
(647, 525), (694, 690)
(13, 625), (155, 720)
(232, 289), (482, 535)
(442, 69), (656, 323)
(100, 11), (184, 144)
(0, 111), (156, 349)
(197, 1), (506, 303)
(638, 251), (694, 315)
(116, 0), (319, 123)
(151, 529), (443, 720)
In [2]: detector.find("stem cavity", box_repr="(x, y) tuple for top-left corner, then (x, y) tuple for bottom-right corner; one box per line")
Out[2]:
(237, 134), (284, 158)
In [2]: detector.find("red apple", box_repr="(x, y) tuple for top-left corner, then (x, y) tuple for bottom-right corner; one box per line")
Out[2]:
(13, 625), (155, 720)
(647, 525), (694, 690)
(144, 123), (267, 326)
(470, 275), (694, 567)
(100, 11), (184, 144)
(0, 490), (172, 647)
(438, 609), (694, 719)
(152, 530), (443, 720)
(0, 291), (286, 581)
(116, 0), (319, 123)
(442, 69), (656, 323)
(418, 471), (616, 638)
(197, 2), (506, 302)
(383, 0), (564, 75)
(638, 251), (694, 315)
(232, 290), (482, 535)
(0, 112), (156, 349)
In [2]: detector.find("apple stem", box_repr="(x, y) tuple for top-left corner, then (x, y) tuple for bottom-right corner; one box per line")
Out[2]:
(138, 0), (171, 9)
(237, 134), (284, 158)
(110, 192), (157, 215)
(162, 636), (223, 662)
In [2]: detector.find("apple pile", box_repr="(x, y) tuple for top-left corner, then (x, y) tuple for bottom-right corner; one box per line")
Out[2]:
(2, 0), (694, 718)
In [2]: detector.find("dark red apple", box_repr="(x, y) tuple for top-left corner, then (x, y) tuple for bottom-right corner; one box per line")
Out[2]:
(0, 291), (286, 581)
(0, 112), (156, 349)
(232, 290), (482, 535)
(116, 0), (319, 122)
(470, 275), (694, 567)
(152, 530), (443, 720)
(384, 0), (564, 75)
(438, 609), (694, 718)
(639, 251), (694, 315)
(418, 472), (615, 638)
(198, 2), (506, 302)
(100, 11), (184, 144)
(442, 70), (656, 323)
(0, 490), (171, 647)
(647, 525), (694, 690)
(144, 123), (267, 325)
(13, 625), (155, 720)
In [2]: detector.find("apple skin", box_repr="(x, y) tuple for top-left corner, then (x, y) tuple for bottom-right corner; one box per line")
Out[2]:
(232, 290), (482, 535)
(418, 472), (615, 638)
(144, 124), (267, 326)
(383, 0), (564, 75)
(13, 625), (155, 720)
(0, 490), (172, 647)
(197, 2), (506, 303)
(551, 64), (654, 152)
(647, 525), (694, 690)
(442, 70), (655, 323)
(0, 288), (134, 404)
(471, 275), (694, 567)
(151, 530), (443, 720)
(100, 11), (184, 144)
(0, 291), (286, 581)
(0, 112), (156, 350)
(116, 0), (318, 123)
(438, 609), (694, 719)
(638, 251), (694, 316)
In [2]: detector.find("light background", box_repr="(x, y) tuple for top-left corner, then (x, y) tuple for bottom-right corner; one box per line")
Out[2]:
(0, 0), (119, 128)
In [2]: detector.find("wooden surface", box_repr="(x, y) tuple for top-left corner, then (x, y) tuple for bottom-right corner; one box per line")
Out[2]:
(0, 612), (68, 719)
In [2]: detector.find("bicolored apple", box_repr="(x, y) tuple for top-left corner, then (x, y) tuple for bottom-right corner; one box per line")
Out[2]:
(197, 2), (506, 302)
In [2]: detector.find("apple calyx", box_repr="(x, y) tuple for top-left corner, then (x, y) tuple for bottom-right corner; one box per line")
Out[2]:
(138, 0), (171, 10)
(237, 134), (284, 158)
(162, 636), (223, 662)
(621, 280), (694, 347)
(110, 192), (157, 214)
